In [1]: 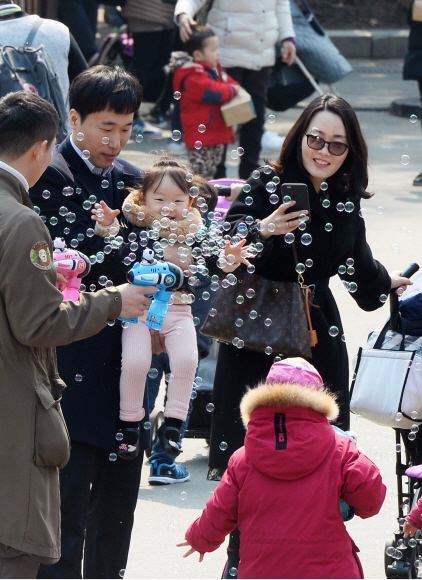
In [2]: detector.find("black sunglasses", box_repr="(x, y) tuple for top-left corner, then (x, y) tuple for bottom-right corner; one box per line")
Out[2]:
(305, 134), (349, 156)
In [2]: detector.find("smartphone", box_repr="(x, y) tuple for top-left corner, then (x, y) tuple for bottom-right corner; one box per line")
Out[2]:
(281, 183), (311, 224)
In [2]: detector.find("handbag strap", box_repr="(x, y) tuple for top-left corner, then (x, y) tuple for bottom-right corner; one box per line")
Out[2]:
(292, 242), (318, 347)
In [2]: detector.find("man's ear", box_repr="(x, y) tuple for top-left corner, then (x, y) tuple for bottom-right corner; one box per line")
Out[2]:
(32, 140), (49, 162)
(69, 109), (81, 129)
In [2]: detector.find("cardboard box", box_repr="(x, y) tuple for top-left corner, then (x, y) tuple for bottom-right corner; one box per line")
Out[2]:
(221, 87), (256, 126)
(413, 0), (422, 21)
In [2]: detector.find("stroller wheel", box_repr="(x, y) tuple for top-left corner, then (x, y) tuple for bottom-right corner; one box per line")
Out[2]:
(385, 539), (414, 579)
(144, 410), (164, 459)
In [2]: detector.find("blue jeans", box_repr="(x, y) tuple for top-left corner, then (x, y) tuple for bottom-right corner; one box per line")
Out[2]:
(147, 353), (192, 464)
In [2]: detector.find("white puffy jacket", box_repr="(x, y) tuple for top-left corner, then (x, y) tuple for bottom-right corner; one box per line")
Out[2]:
(175, 0), (295, 70)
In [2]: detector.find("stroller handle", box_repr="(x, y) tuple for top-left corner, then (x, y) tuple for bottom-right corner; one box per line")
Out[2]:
(390, 263), (420, 332)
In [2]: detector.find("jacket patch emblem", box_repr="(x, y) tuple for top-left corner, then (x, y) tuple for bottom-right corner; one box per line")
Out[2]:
(274, 413), (287, 450)
(30, 241), (52, 270)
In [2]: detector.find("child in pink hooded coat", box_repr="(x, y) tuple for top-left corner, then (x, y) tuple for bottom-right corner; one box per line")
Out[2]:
(178, 358), (386, 579)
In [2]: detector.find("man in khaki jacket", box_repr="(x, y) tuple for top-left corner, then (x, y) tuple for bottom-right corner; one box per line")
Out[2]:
(0, 91), (155, 579)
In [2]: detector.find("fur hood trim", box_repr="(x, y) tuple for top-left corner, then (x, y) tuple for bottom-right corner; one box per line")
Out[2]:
(240, 382), (339, 428)
(122, 190), (202, 237)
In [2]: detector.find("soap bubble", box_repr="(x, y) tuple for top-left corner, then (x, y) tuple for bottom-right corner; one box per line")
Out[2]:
(409, 538), (417, 548)
(246, 288), (255, 299)
(252, 170), (260, 179)
(348, 282), (358, 293)
(172, 130), (182, 141)
(144, 421), (151, 430)
(320, 181), (328, 192)
(264, 318), (272, 326)
(198, 124), (206, 133)
(329, 326), (339, 337)
(266, 182), (276, 194)
(82, 149), (90, 159)
(236, 295), (244, 304)
(284, 232), (295, 244)
(235, 318), (244, 327)
(396, 444), (402, 453)
(377, 206), (384, 215)
(42, 189), (50, 199)
(180, 491), (187, 501)
(395, 412), (403, 422)
(322, 198), (330, 208)
(401, 154), (410, 165)
(305, 259), (313, 268)
(194, 140), (202, 150)
(283, 195), (291, 204)
(295, 263), (305, 274)
(410, 114), (418, 123)
(263, 165), (272, 174)
(109, 453), (117, 461)
(119, 570), (125, 578)
(185, 173), (193, 182)
(102, 136), (110, 145)
(267, 114), (276, 123)
(148, 368), (159, 379)
(245, 196), (253, 206)
(325, 223), (333, 232)
(379, 294), (387, 303)
(408, 432), (416, 441)
(269, 194), (279, 204)
(173, 91), (181, 100)
(249, 310), (258, 319)
(229, 567), (238, 577)
(230, 149), (239, 160)
(116, 432), (124, 441)
(76, 132), (84, 141)
(301, 233), (312, 246)
(62, 186), (74, 196)
(345, 201), (354, 213)
(237, 147), (244, 156)
(101, 179), (109, 189)
(265, 346), (273, 355)
(336, 202), (345, 212)
(206, 403), (215, 412)
(219, 441), (228, 451)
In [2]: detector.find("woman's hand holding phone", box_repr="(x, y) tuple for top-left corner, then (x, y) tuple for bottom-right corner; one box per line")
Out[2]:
(260, 200), (309, 240)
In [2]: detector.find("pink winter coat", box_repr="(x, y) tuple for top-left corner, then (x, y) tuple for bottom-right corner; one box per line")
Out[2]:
(186, 383), (386, 579)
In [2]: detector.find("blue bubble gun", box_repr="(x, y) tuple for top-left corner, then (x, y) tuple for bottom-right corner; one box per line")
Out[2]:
(120, 259), (184, 330)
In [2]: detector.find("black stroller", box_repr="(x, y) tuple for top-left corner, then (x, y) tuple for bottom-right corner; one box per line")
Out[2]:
(351, 263), (422, 578)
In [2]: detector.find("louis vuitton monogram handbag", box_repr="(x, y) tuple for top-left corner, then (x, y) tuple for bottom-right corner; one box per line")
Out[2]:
(200, 269), (316, 359)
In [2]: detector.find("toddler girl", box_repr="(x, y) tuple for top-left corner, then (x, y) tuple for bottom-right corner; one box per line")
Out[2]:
(93, 159), (250, 459)
(178, 357), (386, 578)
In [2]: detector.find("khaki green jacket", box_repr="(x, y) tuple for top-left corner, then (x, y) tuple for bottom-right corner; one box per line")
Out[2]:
(0, 169), (121, 559)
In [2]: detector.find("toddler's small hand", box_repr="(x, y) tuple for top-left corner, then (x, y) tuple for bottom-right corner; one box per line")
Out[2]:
(176, 540), (204, 562)
(92, 200), (120, 226)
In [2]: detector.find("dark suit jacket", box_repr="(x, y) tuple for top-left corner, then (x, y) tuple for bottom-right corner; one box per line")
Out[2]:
(30, 137), (149, 448)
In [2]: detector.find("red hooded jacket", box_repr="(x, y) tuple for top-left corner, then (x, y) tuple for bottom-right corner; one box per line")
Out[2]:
(185, 383), (386, 579)
(173, 60), (239, 149)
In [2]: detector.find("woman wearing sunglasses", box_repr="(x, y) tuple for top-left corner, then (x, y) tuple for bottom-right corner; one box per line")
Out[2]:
(207, 93), (412, 575)
(208, 93), (412, 478)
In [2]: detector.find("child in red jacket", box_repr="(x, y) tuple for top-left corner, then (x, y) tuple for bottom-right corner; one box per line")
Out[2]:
(173, 25), (240, 180)
(177, 358), (386, 579)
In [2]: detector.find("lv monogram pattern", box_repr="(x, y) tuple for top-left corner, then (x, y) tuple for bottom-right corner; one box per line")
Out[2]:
(201, 273), (312, 358)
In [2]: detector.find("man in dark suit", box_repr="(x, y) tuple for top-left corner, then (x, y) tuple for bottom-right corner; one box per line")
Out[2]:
(30, 65), (156, 579)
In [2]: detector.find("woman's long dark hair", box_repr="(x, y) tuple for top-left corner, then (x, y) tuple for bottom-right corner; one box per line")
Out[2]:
(272, 94), (372, 199)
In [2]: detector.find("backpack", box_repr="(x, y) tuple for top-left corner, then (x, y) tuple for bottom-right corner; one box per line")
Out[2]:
(0, 17), (68, 142)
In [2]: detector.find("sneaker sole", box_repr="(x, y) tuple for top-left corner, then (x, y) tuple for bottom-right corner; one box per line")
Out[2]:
(148, 474), (190, 485)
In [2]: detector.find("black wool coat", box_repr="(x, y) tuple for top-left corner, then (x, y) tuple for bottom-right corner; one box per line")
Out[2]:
(208, 162), (391, 470)
(29, 137), (149, 448)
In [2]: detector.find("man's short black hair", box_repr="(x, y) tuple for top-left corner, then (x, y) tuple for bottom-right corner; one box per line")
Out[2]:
(183, 25), (216, 56)
(0, 91), (58, 159)
(69, 65), (142, 122)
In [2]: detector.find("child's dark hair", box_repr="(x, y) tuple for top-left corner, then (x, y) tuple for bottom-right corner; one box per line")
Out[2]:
(183, 25), (216, 57)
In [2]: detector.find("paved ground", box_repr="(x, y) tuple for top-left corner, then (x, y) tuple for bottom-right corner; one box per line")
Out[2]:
(116, 62), (422, 579)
